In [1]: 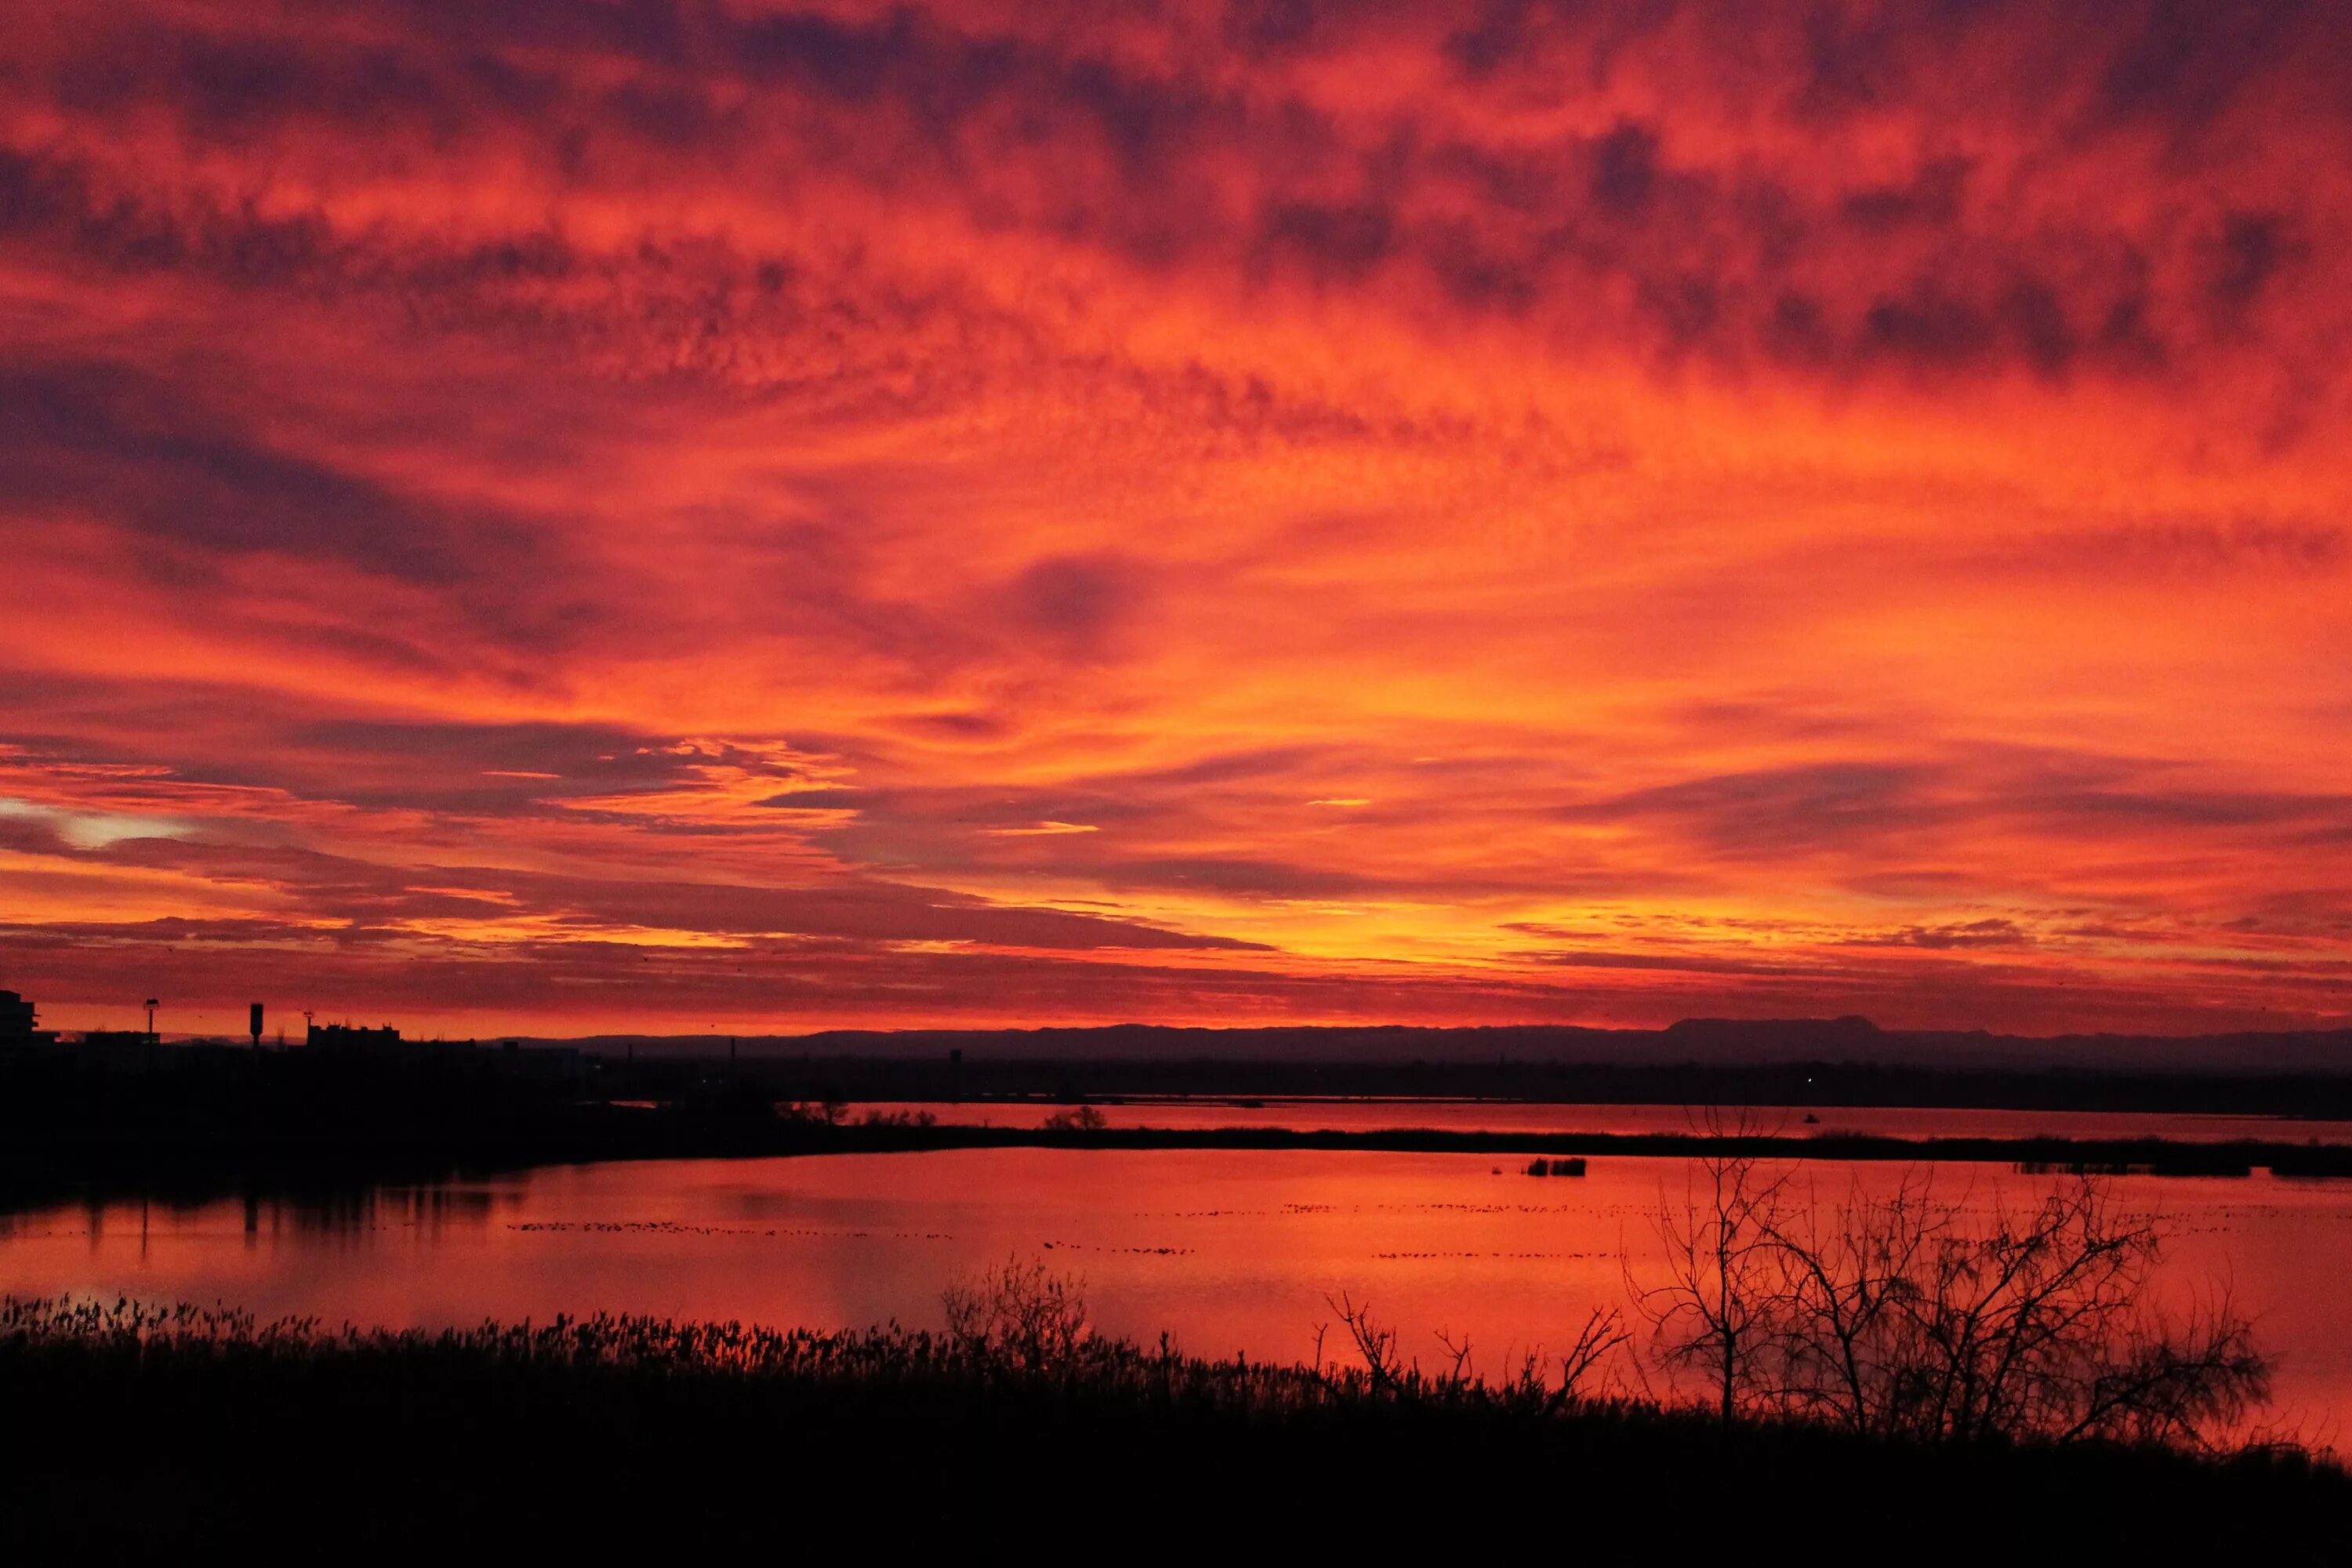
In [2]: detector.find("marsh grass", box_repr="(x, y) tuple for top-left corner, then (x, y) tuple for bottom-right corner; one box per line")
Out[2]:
(4, 1290), (2347, 1559)
(0, 1292), (1611, 1415)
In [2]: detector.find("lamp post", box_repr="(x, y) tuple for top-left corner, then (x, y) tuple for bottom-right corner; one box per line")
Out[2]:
(143, 997), (158, 1044)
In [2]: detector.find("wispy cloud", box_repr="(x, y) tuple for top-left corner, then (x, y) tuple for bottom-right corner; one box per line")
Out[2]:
(1, 2), (2347, 1037)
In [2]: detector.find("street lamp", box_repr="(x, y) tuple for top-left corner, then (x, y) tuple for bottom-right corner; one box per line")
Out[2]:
(144, 997), (158, 1042)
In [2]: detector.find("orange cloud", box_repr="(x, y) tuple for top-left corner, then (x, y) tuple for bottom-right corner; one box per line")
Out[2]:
(2, 2), (2348, 1041)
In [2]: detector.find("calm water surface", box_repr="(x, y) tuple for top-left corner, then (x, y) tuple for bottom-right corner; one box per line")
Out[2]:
(6, 1146), (2352, 1439)
(866, 1098), (2352, 1143)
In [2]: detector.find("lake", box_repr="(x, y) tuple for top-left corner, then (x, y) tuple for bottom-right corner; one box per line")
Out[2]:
(860, 1098), (2352, 1143)
(6, 1142), (2352, 1439)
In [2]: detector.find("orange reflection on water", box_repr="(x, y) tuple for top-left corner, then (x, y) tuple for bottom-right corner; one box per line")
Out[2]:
(4, 1149), (2350, 1439)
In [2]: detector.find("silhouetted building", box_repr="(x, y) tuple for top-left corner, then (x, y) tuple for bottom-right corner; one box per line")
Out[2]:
(303, 1022), (575, 1079)
(81, 1028), (161, 1072)
(308, 1022), (404, 1051)
(1, 989), (53, 1045)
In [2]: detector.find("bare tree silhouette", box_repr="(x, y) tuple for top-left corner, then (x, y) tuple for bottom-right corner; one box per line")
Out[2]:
(1761, 1176), (2267, 1446)
(1630, 1115), (2270, 1446)
(1628, 1108), (1793, 1428)
(942, 1254), (1091, 1371)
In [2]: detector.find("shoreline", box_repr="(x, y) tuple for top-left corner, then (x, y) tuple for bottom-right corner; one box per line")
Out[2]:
(9, 1114), (2352, 1208)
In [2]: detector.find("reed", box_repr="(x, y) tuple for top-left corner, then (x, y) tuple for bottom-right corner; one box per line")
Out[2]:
(4, 1291), (2345, 1558)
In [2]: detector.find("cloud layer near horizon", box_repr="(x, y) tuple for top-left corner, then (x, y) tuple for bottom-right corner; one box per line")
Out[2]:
(3, 1), (2349, 1040)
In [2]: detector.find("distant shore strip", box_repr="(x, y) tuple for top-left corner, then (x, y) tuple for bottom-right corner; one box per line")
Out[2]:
(13, 1111), (2352, 1190)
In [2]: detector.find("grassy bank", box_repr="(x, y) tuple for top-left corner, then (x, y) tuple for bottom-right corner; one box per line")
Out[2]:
(2, 1297), (2343, 1558)
(15, 1101), (2352, 1197)
(13, 1046), (2352, 1207)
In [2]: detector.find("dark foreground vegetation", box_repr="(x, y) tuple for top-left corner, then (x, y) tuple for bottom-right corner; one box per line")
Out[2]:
(2, 1287), (2343, 1559)
(1, 1167), (2334, 1553)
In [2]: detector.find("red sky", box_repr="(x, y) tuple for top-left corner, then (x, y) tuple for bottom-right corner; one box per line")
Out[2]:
(3, 1), (2349, 1041)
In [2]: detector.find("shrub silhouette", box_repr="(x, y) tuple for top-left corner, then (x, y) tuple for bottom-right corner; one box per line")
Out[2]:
(941, 1254), (1091, 1370)
(1633, 1145), (2270, 1446)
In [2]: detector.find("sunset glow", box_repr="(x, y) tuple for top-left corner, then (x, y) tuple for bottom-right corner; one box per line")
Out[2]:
(4, 1), (2348, 1038)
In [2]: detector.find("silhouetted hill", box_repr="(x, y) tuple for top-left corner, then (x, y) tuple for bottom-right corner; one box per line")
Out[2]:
(532, 1016), (2352, 1073)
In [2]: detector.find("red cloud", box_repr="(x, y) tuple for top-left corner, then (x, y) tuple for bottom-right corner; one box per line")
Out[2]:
(2, 2), (2348, 1039)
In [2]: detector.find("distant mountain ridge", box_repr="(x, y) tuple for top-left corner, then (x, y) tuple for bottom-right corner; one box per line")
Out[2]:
(521, 1017), (2352, 1073)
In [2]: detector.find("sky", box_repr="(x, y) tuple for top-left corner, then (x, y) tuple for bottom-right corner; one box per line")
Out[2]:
(2, 1), (2349, 1042)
